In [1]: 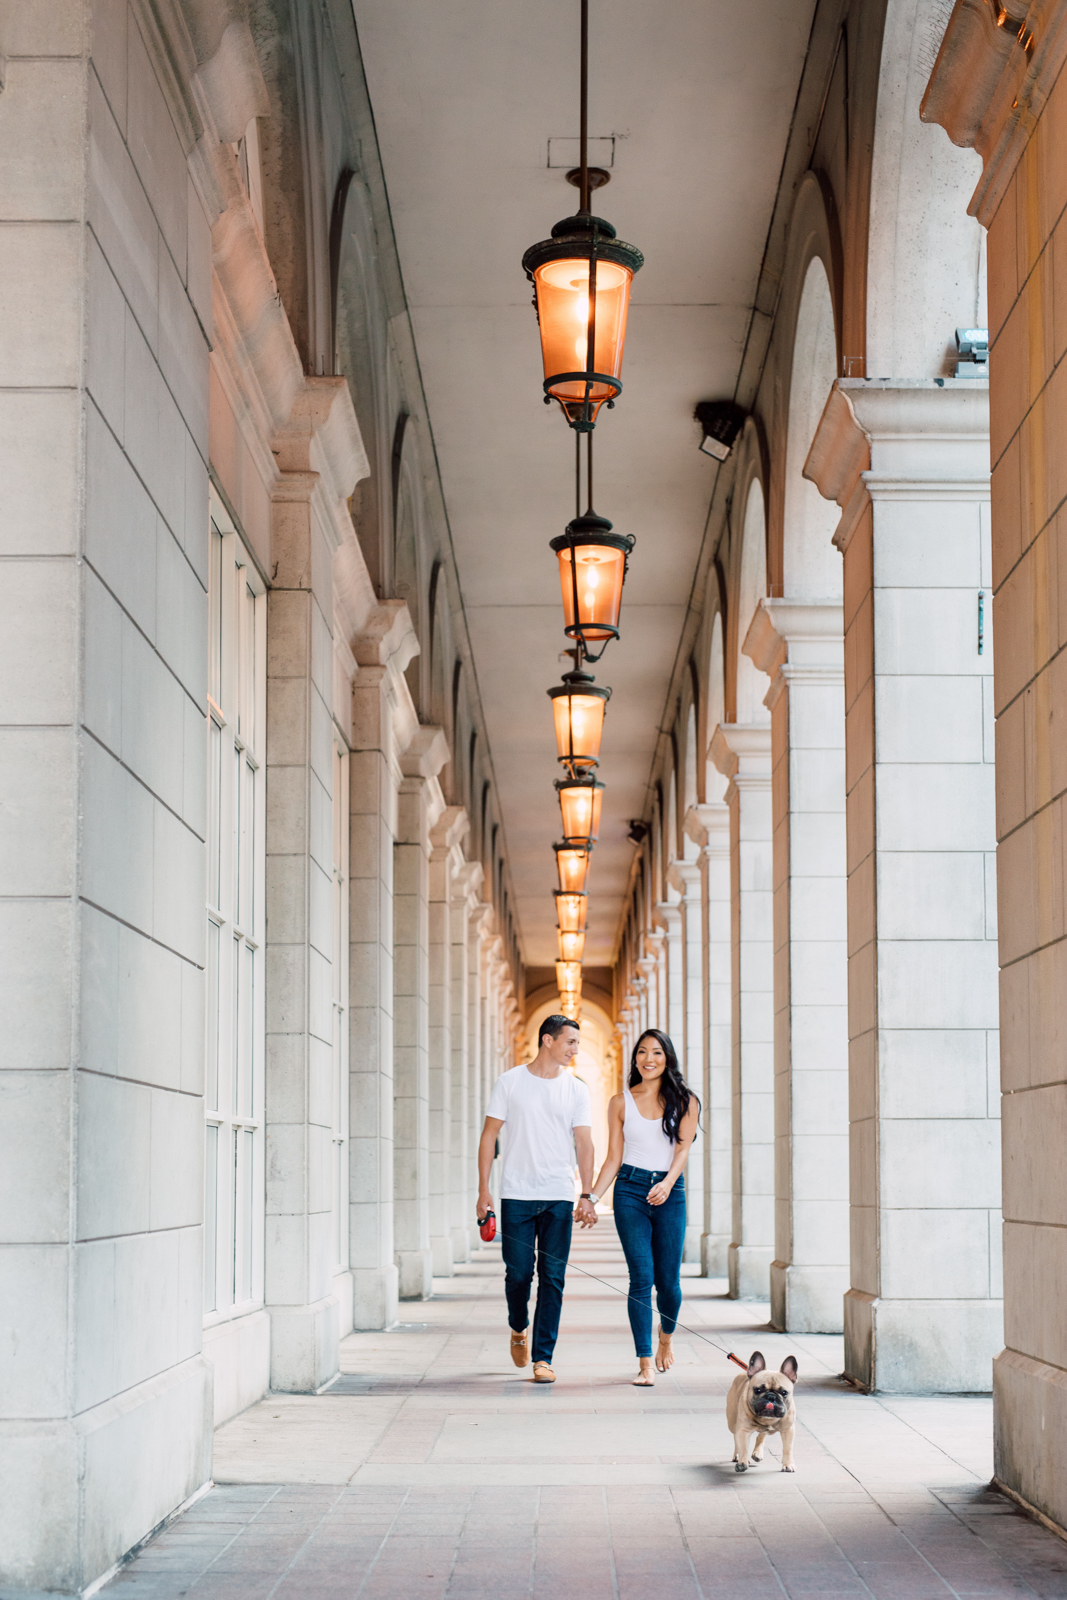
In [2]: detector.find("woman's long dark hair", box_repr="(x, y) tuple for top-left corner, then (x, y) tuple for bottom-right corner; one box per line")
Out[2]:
(628, 1029), (700, 1143)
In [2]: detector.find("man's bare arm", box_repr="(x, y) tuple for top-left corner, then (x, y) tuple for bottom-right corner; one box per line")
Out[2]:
(477, 1116), (504, 1216)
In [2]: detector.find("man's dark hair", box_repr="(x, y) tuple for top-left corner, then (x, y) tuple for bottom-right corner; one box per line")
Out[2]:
(539, 1013), (579, 1048)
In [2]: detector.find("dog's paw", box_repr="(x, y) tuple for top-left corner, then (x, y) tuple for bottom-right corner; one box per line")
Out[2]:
(734, 1462), (748, 1473)
(780, 1465), (795, 1473)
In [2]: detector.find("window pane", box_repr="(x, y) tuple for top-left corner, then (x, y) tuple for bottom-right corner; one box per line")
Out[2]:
(209, 528), (223, 704)
(239, 940), (254, 1121)
(204, 1124), (218, 1313)
(241, 758), (255, 933)
(229, 1127), (239, 1305)
(236, 1128), (253, 1303)
(206, 920), (220, 1112)
(208, 720), (222, 911)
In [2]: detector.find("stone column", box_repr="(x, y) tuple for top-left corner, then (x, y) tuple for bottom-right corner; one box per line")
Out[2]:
(428, 805), (468, 1277)
(743, 600), (850, 1334)
(263, 384), (367, 1390)
(665, 878), (704, 1262)
(686, 804), (733, 1278)
(711, 726), (774, 1299)
(349, 602), (420, 1329)
(450, 864), (481, 1262)
(394, 727), (448, 1300)
(806, 381), (1001, 1390)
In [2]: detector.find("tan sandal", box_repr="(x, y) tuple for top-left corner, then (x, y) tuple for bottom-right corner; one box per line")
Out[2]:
(655, 1329), (674, 1373)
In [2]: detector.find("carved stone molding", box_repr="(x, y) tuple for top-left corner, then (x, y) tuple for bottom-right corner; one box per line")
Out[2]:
(921, 0), (1067, 222)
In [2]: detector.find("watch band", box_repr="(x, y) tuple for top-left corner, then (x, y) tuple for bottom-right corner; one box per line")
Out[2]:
(580, 1192), (592, 1200)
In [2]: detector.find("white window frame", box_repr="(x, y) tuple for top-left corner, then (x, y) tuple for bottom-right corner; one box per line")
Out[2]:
(331, 738), (350, 1273)
(204, 494), (267, 1325)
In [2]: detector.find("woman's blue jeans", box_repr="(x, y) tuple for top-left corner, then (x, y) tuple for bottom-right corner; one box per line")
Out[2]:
(612, 1164), (686, 1358)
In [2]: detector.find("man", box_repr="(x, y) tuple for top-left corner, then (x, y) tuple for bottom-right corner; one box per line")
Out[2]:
(477, 1015), (597, 1383)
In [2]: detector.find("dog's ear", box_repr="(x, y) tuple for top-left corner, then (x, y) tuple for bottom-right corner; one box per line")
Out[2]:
(747, 1351), (766, 1377)
(780, 1355), (798, 1383)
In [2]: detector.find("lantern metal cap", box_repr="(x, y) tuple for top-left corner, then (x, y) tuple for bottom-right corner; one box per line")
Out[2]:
(554, 774), (604, 795)
(550, 513), (635, 556)
(547, 667), (612, 704)
(521, 215), (644, 279)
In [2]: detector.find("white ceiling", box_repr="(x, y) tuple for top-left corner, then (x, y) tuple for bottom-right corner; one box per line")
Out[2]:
(353, 0), (815, 966)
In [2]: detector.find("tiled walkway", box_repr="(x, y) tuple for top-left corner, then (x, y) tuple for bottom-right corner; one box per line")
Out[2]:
(105, 1223), (1067, 1598)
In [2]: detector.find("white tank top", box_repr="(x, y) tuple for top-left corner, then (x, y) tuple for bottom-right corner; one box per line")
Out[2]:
(622, 1088), (676, 1171)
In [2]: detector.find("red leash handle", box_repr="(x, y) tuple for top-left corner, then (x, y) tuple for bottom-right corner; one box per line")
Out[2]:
(727, 1352), (749, 1370)
(478, 1208), (496, 1243)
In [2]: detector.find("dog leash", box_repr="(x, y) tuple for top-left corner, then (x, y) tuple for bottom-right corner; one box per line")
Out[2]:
(477, 1209), (751, 1371)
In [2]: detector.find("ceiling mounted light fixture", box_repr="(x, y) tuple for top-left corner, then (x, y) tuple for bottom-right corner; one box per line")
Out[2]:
(556, 960), (583, 993)
(556, 773), (604, 844)
(694, 399), (746, 461)
(554, 890), (588, 932)
(551, 503), (634, 664)
(548, 665), (611, 774)
(554, 842), (591, 894)
(521, 0), (643, 433)
(558, 928), (586, 962)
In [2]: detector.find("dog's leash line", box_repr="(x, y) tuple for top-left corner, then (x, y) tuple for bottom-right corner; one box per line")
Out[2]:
(477, 1220), (751, 1370)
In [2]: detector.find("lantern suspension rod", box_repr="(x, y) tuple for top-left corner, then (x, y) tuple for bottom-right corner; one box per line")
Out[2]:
(586, 429), (593, 512)
(579, 0), (589, 213)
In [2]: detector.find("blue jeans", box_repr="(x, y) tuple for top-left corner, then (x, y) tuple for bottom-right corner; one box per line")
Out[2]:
(500, 1198), (573, 1364)
(612, 1164), (686, 1358)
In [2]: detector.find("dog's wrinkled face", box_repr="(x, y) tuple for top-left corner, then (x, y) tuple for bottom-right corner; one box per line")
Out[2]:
(744, 1352), (798, 1425)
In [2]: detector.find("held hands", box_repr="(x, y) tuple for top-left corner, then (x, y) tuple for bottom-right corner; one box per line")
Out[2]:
(575, 1197), (598, 1228)
(646, 1181), (672, 1206)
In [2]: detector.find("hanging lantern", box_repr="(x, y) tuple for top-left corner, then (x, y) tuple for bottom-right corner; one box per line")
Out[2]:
(554, 890), (588, 932)
(556, 960), (583, 993)
(551, 512), (634, 659)
(549, 667), (610, 772)
(522, 216), (643, 431)
(558, 928), (586, 963)
(554, 842), (591, 893)
(556, 774), (604, 844)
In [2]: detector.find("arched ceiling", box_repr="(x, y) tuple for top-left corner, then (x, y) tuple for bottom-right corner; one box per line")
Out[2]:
(352, 0), (816, 965)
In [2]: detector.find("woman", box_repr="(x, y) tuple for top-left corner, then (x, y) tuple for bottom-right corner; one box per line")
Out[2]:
(589, 1029), (699, 1385)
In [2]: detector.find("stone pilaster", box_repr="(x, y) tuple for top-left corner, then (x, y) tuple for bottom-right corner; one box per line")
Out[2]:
(394, 727), (448, 1300)
(428, 805), (469, 1277)
(451, 864), (482, 1262)
(664, 881), (704, 1262)
(686, 804), (733, 1279)
(349, 602), (420, 1330)
(711, 725), (774, 1300)
(806, 381), (1001, 1390)
(744, 599), (849, 1334)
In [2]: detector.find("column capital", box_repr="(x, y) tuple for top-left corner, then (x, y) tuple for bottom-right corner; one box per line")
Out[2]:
(684, 800), (729, 855)
(805, 381), (989, 553)
(709, 722), (771, 785)
(666, 859), (701, 897)
(655, 898), (684, 933)
(430, 804), (469, 864)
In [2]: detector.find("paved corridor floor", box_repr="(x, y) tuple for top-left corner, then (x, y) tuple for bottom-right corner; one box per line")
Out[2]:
(105, 1223), (1067, 1598)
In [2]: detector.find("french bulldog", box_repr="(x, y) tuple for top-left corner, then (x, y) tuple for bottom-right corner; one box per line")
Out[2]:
(726, 1350), (798, 1472)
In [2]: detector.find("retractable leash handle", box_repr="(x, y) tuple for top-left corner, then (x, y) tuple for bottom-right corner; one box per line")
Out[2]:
(477, 1208), (496, 1243)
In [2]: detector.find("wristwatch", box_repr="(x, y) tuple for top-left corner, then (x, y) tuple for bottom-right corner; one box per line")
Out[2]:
(583, 1192), (598, 1206)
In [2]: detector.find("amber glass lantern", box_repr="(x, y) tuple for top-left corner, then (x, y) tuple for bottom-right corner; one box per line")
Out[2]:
(558, 928), (586, 962)
(548, 667), (610, 773)
(554, 890), (588, 932)
(556, 959), (583, 992)
(554, 842), (591, 893)
(551, 512), (634, 660)
(556, 774), (603, 844)
(522, 215), (643, 430)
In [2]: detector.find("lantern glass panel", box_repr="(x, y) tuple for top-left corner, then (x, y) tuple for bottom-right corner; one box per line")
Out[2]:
(558, 929), (585, 962)
(555, 846), (590, 893)
(558, 780), (603, 842)
(551, 688), (606, 769)
(556, 960), (582, 991)
(556, 541), (626, 641)
(554, 891), (588, 932)
(533, 257), (633, 411)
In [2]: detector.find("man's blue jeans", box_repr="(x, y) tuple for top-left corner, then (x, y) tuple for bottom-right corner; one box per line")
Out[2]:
(499, 1198), (573, 1364)
(612, 1164), (686, 1358)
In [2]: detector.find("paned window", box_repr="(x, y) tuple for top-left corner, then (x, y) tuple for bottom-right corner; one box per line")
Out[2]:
(204, 502), (266, 1319)
(331, 740), (350, 1269)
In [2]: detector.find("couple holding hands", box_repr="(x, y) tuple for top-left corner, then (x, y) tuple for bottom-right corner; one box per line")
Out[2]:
(476, 1014), (700, 1385)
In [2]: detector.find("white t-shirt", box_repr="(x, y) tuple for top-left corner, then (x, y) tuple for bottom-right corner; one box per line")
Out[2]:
(486, 1065), (593, 1201)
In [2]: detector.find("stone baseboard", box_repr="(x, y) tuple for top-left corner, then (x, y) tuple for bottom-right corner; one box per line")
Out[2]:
(431, 1233), (455, 1278)
(770, 1261), (847, 1333)
(353, 1263), (399, 1330)
(0, 1355), (212, 1595)
(701, 1231), (730, 1279)
(397, 1247), (434, 1301)
(451, 1224), (472, 1264)
(202, 1308), (271, 1425)
(993, 1347), (1067, 1536)
(728, 1243), (773, 1300)
(268, 1295), (340, 1393)
(844, 1289), (1002, 1392)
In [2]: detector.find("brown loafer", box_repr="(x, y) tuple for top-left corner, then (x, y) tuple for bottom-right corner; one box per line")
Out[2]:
(510, 1330), (529, 1368)
(532, 1361), (555, 1383)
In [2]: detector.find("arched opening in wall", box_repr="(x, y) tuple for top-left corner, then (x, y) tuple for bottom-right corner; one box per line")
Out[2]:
(707, 611), (727, 800)
(683, 703), (699, 862)
(394, 474), (421, 709)
(736, 480), (771, 724)
(784, 257), (841, 600)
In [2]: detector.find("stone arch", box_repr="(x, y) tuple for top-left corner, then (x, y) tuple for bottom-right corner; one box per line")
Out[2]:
(706, 611), (727, 801)
(736, 479), (770, 726)
(784, 257), (842, 599)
